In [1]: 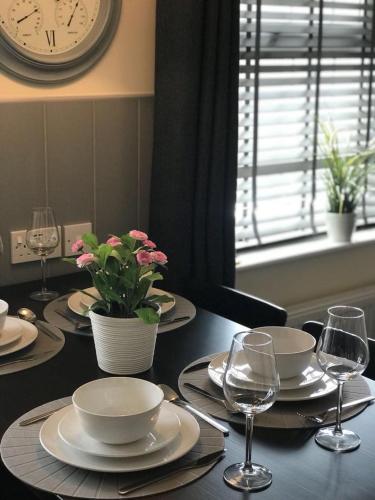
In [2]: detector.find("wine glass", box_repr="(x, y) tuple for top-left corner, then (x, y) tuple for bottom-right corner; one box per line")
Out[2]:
(223, 330), (280, 491)
(315, 306), (369, 452)
(26, 207), (60, 301)
(0, 235), (3, 256)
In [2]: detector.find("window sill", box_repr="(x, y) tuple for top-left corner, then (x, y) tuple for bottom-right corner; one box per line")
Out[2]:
(236, 228), (375, 271)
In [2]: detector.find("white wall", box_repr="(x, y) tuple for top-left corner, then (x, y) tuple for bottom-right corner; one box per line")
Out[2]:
(0, 0), (156, 101)
(236, 242), (375, 308)
(3, 1), (374, 305)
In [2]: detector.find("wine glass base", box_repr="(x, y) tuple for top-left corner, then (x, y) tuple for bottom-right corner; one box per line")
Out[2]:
(315, 427), (361, 452)
(223, 462), (272, 491)
(29, 290), (59, 302)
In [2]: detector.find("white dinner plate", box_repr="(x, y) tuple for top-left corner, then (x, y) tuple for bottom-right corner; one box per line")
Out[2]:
(0, 318), (38, 357)
(208, 352), (324, 391)
(68, 287), (176, 317)
(0, 318), (22, 347)
(58, 404), (181, 458)
(276, 374), (337, 401)
(40, 401), (200, 473)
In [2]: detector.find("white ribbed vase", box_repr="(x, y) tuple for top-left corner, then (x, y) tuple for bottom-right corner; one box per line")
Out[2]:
(326, 212), (356, 243)
(89, 310), (158, 375)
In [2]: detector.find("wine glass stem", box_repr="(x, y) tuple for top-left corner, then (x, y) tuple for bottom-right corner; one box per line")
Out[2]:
(244, 414), (254, 472)
(334, 381), (344, 435)
(41, 256), (47, 293)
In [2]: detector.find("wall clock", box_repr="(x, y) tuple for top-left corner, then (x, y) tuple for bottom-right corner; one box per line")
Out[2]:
(0, 0), (121, 83)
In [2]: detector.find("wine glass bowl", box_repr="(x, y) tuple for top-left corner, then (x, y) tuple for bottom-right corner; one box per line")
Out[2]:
(315, 306), (369, 452)
(26, 207), (60, 302)
(223, 330), (279, 491)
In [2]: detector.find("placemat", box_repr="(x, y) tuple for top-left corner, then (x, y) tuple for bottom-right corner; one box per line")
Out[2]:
(43, 293), (196, 336)
(0, 321), (65, 376)
(178, 354), (373, 429)
(0, 397), (224, 499)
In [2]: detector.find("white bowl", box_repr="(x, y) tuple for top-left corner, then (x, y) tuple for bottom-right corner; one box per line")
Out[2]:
(252, 326), (316, 379)
(72, 377), (164, 444)
(0, 300), (9, 332)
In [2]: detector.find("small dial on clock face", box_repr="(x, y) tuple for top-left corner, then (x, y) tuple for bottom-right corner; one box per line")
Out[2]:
(56, 0), (88, 30)
(0, 0), (101, 61)
(8, 0), (43, 38)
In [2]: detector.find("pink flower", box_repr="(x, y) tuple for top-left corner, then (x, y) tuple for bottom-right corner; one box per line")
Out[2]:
(143, 239), (156, 249)
(152, 251), (168, 265)
(129, 230), (148, 241)
(71, 239), (84, 253)
(76, 253), (97, 268)
(136, 250), (153, 266)
(106, 236), (122, 247)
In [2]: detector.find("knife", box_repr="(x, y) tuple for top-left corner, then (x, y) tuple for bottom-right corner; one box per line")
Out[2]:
(36, 321), (61, 341)
(0, 350), (54, 368)
(118, 449), (225, 495)
(55, 309), (91, 330)
(326, 395), (375, 414)
(19, 403), (71, 426)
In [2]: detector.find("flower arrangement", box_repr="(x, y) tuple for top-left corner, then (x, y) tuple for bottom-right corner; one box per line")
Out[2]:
(320, 123), (375, 213)
(66, 230), (172, 324)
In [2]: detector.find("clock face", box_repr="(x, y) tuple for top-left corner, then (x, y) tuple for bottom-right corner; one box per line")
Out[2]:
(0, 0), (105, 64)
(0, 0), (121, 82)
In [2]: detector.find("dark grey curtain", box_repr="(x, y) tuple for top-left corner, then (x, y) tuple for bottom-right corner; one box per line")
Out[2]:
(149, 0), (239, 293)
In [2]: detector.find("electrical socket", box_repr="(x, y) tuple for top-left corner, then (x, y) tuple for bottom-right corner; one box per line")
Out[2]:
(10, 227), (62, 264)
(64, 222), (92, 256)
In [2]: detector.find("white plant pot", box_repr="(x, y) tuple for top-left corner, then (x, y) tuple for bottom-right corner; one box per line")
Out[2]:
(326, 212), (356, 243)
(89, 310), (158, 375)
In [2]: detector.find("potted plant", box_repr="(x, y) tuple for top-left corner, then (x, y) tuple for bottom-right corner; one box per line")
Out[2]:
(320, 123), (375, 242)
(66, 230), (172, 375)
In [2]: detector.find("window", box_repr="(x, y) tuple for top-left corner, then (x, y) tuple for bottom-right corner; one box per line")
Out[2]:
(236, 0), (375, 249)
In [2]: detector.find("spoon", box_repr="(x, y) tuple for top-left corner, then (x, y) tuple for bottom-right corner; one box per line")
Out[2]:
(17, 308), (37, 323)
(17, 308), (61, 341)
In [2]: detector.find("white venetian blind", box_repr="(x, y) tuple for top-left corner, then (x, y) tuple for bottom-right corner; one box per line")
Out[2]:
(237, 0), (375, 249)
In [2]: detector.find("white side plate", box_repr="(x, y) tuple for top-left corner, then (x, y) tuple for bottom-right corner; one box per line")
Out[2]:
(58, 404), (181, 458)
(0, 318), (22, 347)
(0, 318), (38, 357)
(208, 352), (324, 391)
(208, 351), (337, 401)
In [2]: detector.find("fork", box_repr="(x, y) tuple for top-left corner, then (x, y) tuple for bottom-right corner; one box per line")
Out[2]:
(55, 309), (91, 331)
(297, 395), (375, 424)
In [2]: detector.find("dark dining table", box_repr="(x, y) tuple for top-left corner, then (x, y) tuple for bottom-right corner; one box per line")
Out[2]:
(0, 273), (375, 500)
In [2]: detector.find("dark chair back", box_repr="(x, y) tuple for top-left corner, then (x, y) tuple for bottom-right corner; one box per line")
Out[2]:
(185, 282), (287, 328)
(302, 320), (375, 380)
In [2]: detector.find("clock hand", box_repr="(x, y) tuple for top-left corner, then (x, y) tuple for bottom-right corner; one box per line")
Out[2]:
(17, 8), (39, 24)
(67, 1), (79, 27)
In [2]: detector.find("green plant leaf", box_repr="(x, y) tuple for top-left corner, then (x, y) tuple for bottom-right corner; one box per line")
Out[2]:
(121, 234), (136, 251)
(319, 122), (375, 213)
(146, 294), (174, 303)
(98, 244), (113, 267)
(146, 272), (163, 283)
(62, 257), (77, 264)
(115, 246), (132, 262)
(134, 307), (159, 324)
(82, 232), (98, 249)
(91, 300), (111, 315)
(139, 265), (155, 277)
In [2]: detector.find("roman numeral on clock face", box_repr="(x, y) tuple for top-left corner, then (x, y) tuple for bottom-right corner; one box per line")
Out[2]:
(45, 30), (56, 47)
